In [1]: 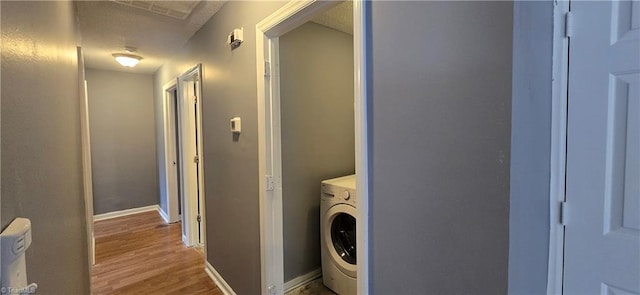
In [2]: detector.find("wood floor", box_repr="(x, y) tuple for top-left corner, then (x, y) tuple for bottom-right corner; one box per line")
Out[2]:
(92, 211), (222, 295)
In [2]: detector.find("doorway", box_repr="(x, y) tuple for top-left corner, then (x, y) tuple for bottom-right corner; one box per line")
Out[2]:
(278, 9), (355, 294)
(162, 80), (183, 224)
(256, 1), (368, 294)
(162, 65), (206, 248)
(179, 65), (206, 248)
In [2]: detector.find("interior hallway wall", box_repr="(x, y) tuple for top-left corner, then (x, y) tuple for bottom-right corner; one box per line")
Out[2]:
(85, 69), (158, 214)
(0, 1), (91, 293)
(368, 1), (513, 293)
(279, 22), (355, 282)
(153, 1), (286, 294)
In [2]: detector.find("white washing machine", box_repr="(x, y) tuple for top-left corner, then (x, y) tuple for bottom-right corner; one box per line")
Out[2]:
(321, 175), (356, 295)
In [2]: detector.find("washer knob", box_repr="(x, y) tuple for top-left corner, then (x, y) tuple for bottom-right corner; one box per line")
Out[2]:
(341, 191), (350, 200)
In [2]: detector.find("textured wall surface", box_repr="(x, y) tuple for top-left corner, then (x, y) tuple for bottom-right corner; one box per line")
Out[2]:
(279, 22), (355, 282)
(369, 1), (513, 293)
(153, 1), (286, 294)
(1, 1), (90, 293)
(86, 69), (159, 214)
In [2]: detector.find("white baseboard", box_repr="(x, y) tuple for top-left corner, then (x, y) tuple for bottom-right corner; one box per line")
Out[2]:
(284, 268), (322, 292)
(93, 205), (160, 221)
(158, 207), (170, 223)
(205, 261), (237, 295)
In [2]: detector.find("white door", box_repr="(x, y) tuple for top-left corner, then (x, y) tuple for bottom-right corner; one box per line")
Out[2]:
(188, 80), (203, 245)
(167, 87), (182, 222)
(179, 66), (205, 247)
(564, 0), (640, 294)
(180, 79), (199, 245)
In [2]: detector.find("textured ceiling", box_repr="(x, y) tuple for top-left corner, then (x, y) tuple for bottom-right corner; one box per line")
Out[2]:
(311, 1), (353, 35)
(111, 0), (201, 20)
(76, 1), (225, 74)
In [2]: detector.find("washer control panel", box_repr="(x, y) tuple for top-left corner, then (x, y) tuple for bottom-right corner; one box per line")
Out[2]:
(321, 175), (356, 206)
(321, 179), (356, 206)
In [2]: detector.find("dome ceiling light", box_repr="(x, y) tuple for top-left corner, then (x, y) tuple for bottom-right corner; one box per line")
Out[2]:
(113, 47), (143, 68)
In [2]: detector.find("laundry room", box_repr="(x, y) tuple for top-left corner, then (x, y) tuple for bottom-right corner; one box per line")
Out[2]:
(277, 2), (357, 294)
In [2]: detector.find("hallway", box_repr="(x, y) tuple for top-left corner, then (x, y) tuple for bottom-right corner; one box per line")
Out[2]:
(92, 211), (221, 294)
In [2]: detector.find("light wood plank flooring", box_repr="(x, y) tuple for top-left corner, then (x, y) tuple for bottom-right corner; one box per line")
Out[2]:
(92, 210), (222, 295)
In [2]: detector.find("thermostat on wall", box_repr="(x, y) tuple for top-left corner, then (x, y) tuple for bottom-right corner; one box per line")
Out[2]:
(230, 117), (241, 133)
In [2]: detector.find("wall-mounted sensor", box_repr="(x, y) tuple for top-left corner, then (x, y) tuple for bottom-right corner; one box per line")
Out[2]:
(230, 117), (241, 133)
(228, 28), (243, 49)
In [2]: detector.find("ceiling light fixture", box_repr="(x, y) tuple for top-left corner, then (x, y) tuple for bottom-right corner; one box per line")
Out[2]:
(113, 47), (143, 67)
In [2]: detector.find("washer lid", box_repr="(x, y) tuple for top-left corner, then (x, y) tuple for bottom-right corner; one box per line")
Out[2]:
(321, 174), (356, 190)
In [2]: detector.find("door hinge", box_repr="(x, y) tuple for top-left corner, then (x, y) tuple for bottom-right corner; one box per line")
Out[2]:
(266, 175), (274, 191)
(564, 11), (573, 38)
(267, 285), (276, 295)
(560, 201), (569, 226)
(197, 215), (201, 223)
(193, 155), (199, 164)
(264, 61), (271, 77)
(193, 96), (198, 104)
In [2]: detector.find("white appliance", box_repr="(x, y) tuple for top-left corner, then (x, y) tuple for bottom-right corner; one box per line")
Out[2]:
(321, 175), (356, 294)
(1, 218), (37, 294)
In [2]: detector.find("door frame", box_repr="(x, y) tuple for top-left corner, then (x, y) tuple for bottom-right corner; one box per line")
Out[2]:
(178, 64), (207, 248)
(162, 79), (182, 224)
(78, 46), (95, 283)
(255, 1), (369, 294)
(547, 1), (570, 293)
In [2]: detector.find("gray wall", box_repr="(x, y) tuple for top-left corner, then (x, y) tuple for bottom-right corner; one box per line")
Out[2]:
(150, 1), (555, 293)
(85, 69), (159, 214)
(1, 1), (90, 293)
(508, 1), (553, 293)
(279, 22), (355, 282)
(369, 1), (513, 293)
(153, 2), (286, 294)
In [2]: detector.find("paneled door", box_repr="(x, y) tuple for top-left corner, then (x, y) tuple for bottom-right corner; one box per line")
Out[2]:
(564, 0), (640, 294)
